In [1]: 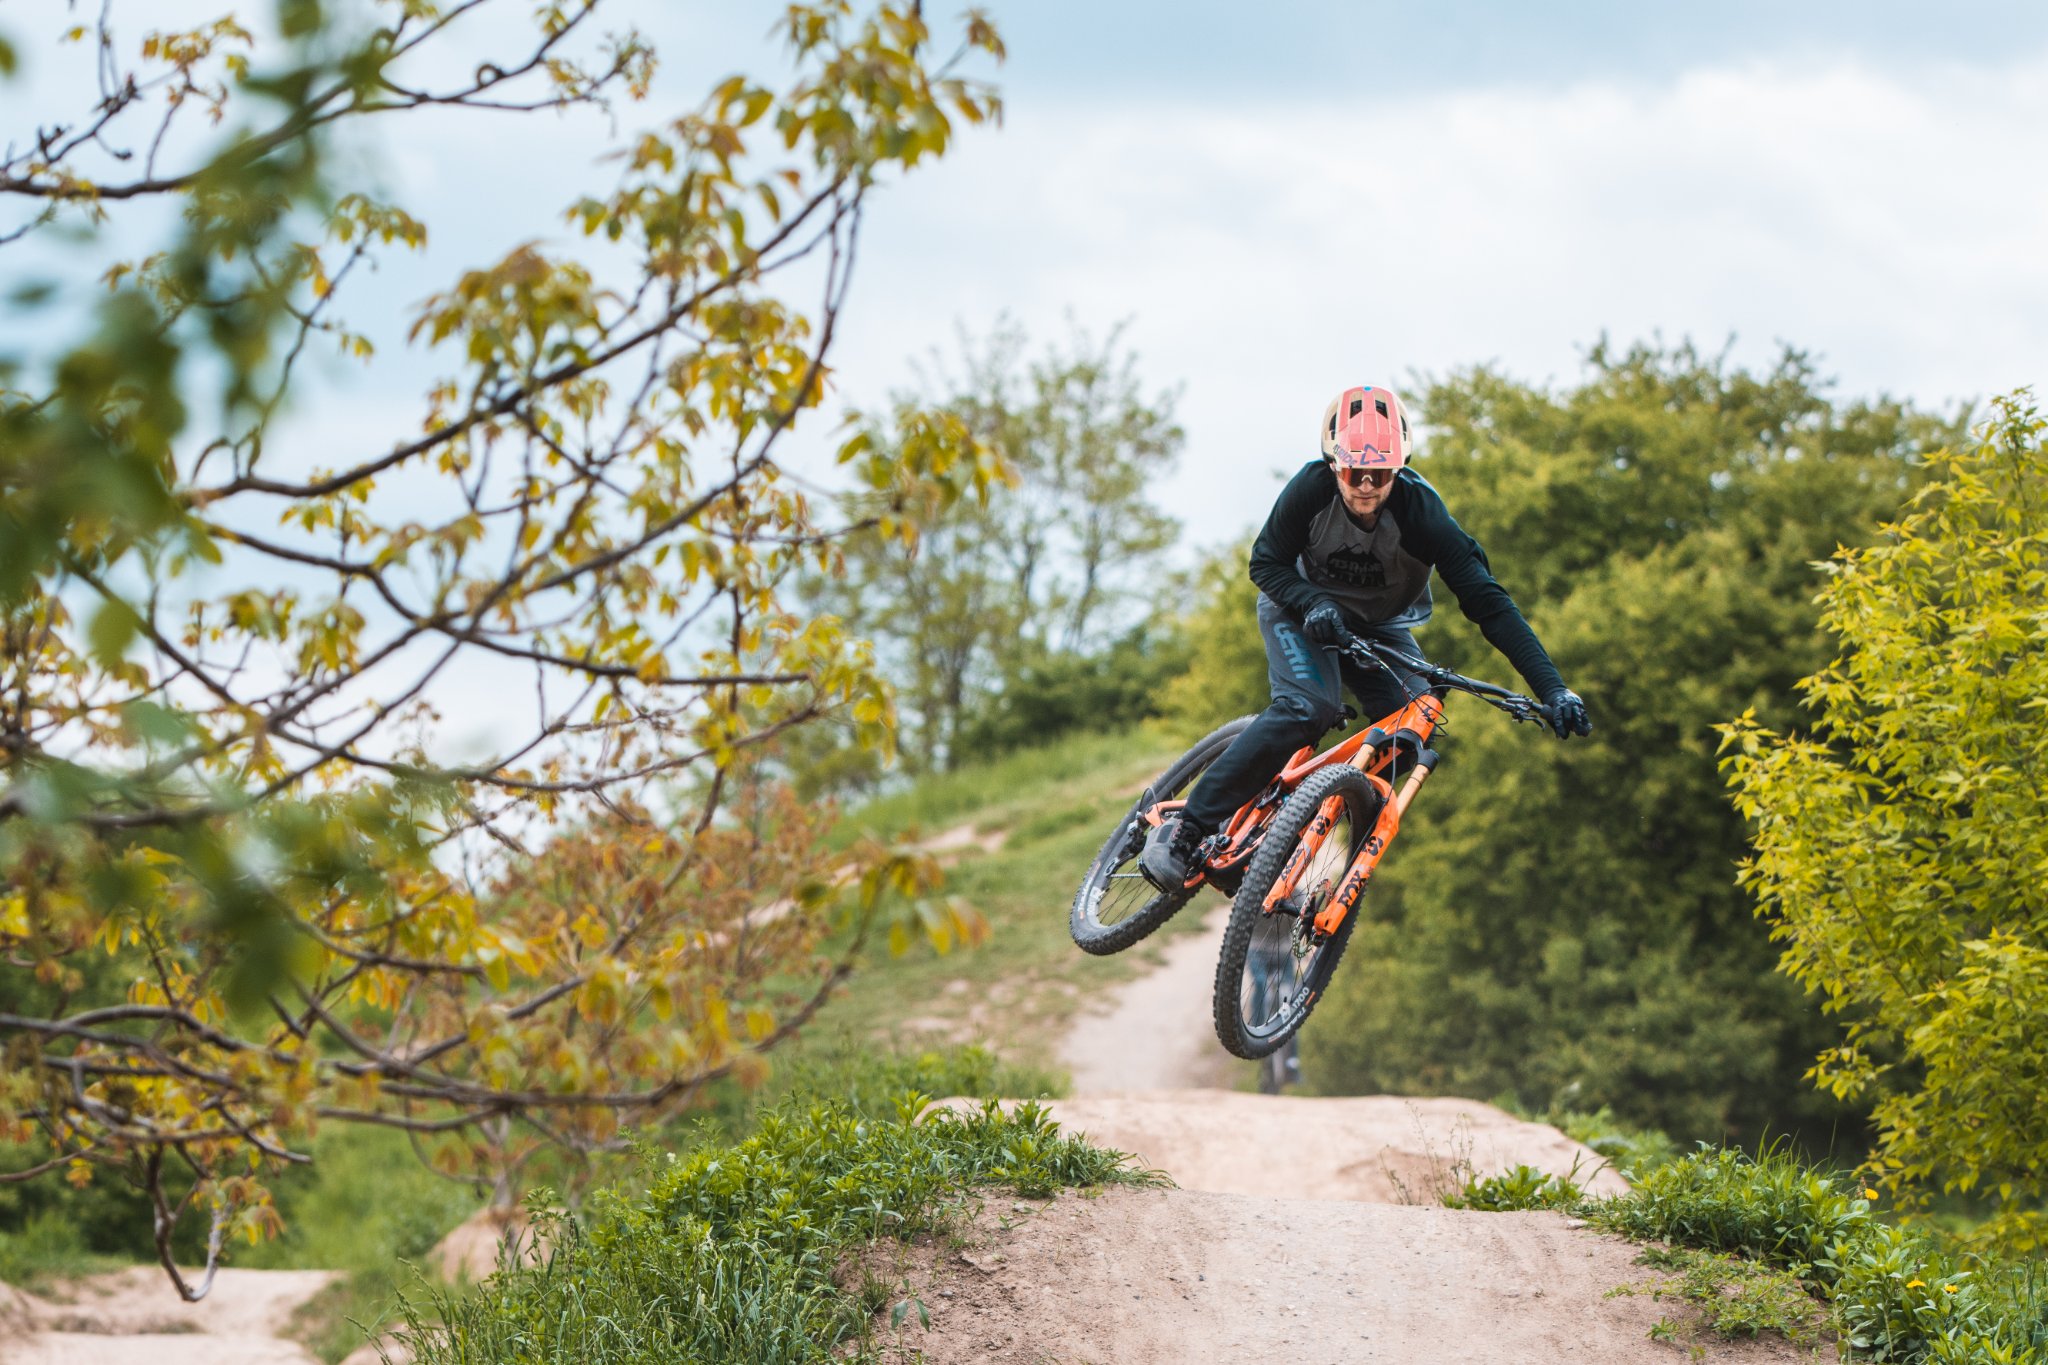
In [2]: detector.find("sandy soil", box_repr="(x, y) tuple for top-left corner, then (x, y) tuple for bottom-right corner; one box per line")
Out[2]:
(0, 1266), (336, 1365)
(868, 1185), (1822, 1365)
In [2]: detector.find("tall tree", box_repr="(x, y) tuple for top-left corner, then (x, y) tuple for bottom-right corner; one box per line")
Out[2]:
(0, 1), (1000, 1295)
(1723, 395), (2048, 1248)
(812, 320), (1182, 775)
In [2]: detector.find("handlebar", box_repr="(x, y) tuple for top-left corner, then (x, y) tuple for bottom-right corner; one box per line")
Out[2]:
(1337, 632), (1555, 729)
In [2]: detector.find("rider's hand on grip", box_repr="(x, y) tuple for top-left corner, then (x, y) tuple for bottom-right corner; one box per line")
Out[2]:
(1303, 599), (1346, 646)
(1542, 687), (1592, 740)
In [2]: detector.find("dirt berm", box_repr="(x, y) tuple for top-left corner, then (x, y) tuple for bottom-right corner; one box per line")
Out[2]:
(900, 1090), (1819, 1363)
(868, 1183), (1815, 1364)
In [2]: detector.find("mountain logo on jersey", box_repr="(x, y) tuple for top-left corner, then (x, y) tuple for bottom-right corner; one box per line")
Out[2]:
(1320, 545), (1386, 589)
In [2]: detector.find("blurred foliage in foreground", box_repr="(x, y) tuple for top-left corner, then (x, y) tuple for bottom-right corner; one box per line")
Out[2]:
(0, 0), (1001, 1295)
(1168, 341), (1966, 1144)
(1724, 395), (2048, 1251)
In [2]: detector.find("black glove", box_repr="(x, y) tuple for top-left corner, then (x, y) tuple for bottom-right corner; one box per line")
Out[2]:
(1303, 599), (1347, 646)
(1543, 687), (1592, 740)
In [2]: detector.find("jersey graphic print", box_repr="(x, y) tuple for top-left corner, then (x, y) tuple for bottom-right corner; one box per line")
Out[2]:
(1320, 545), (1387, 590)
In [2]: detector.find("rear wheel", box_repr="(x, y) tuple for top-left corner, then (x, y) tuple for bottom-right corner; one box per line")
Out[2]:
(1069, 716), (1254, 956)
(1212, 764), (1381, 1059)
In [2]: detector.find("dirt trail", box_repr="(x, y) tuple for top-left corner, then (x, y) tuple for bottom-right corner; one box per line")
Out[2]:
(0, 1267), (336, 1365)
(898, 889), (1822, 1362)
(874, 1186), (1815, 1364)
(1058, 901), (1238, 1092)
(1040, 1089), (1630, 1201)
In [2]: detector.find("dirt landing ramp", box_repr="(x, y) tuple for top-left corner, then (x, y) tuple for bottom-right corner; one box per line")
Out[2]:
(1041, 1090), (1631, 1201)
(876, 1185), (1815, 1364)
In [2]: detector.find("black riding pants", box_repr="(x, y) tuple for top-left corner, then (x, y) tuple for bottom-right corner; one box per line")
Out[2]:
(1181, 594), (1428, 833)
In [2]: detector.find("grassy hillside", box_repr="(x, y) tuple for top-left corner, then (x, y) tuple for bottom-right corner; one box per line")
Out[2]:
(818, 724), (1224, 1071)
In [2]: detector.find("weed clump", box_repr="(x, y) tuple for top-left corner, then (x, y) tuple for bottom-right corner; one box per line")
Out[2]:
(1610, 1245), (1822, 1346)
(1444, 1164), (1583, 1212)
(397, 1093), (1154, 1365)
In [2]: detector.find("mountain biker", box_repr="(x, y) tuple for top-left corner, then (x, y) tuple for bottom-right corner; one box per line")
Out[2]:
(1140, 384), (1592, 889)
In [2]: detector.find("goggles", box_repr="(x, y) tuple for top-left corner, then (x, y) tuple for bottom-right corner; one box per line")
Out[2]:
(1337, 466), (1394, 489)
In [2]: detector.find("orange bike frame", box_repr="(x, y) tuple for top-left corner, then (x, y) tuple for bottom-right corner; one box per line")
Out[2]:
(1245, 691), (1446, 938)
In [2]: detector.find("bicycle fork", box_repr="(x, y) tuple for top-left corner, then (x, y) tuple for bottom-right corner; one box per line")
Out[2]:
(1259, 696), (1444, 937)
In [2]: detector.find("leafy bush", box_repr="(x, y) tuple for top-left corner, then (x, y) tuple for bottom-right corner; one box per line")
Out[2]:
(399, 1094), (1153, 1365)
(956, 626), (1191, 761)
(1503, 1096), (1680, 1179)
(1722, 395), (2048, 1246)
(676, 1040), (1064, 1146)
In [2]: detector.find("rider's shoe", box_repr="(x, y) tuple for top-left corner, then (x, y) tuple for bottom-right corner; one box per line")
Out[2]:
(1139, 815), (1208, 890)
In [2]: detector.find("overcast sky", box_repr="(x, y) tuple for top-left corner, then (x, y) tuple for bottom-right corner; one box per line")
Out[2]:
(407, 2), (2048, 547)
(8, 1), (2047, 550)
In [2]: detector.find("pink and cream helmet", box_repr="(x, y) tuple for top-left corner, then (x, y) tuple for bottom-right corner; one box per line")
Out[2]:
(1321, 385), (1411, 471)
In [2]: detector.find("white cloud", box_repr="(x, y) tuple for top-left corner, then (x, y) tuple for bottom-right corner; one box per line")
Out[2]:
(817, 53), (2048, 547)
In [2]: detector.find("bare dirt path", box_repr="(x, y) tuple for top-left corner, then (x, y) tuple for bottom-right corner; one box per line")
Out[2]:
(1039, 1090), (1629, 1201)
(872, 1186), (1819, 1364)
(0, 1267), (336, 1365)
(892, 886), (1828, 1363)
(1058, 900), (1238, 1092)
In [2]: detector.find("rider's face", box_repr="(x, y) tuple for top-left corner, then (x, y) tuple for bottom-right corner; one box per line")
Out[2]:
(1333, 464), (1394, 521)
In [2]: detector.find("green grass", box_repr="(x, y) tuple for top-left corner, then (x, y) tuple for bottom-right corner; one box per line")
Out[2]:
(817, 723), (1233, 1069)
(839, 725), (1177, 844)
(397, 1093), (1158, 1365)
(0, 1208), (130, 1289)
(1452, 1143), (2048, 1363)
(1611, 1245), (1822, 1347)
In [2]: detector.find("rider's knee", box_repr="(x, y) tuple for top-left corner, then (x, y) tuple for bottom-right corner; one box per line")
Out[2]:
(1269, 690), (1342, 739)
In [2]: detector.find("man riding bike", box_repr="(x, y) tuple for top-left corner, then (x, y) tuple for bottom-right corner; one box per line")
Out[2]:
(1139, 384), (1592, 889)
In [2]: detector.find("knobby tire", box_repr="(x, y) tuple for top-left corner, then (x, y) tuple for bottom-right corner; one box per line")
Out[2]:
(1212, 763), (1380, 1059)
(1068, 715), (1255, 956)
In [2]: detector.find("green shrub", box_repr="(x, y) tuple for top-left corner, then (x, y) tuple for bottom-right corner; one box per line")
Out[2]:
(1502, 1097), (1680, 1179)
(1826, 1224), (2048, 1363)
(1590, 1145), (1870, 1276)
(673, 1041), (1064, 1149)
(400, 1093), (1154, 1365)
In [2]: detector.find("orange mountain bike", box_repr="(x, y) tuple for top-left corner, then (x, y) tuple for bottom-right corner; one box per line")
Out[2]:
(1069, 633), (1558, 1059)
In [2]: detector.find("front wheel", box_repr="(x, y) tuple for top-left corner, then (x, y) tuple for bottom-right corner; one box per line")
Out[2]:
(1213, 764), (1381, 1059)
(1069, 716), (1254, 956)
